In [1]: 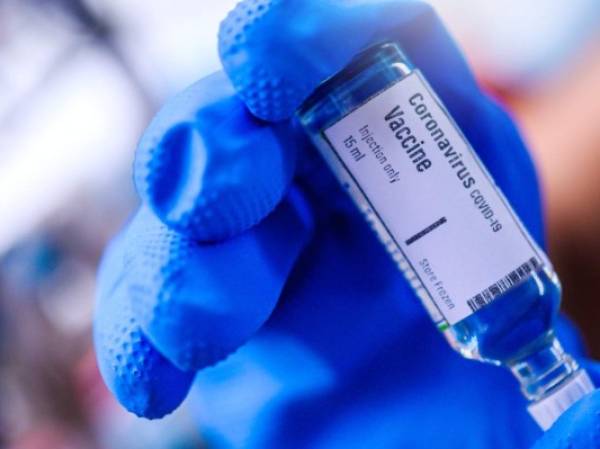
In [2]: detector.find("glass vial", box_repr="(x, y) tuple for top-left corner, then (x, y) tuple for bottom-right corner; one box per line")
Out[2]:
(296, 41), (594, 430)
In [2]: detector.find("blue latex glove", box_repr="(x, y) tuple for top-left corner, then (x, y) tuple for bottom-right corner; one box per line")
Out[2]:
(94, 1), (600, 447)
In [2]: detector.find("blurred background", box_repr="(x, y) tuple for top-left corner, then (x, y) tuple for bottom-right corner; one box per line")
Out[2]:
(0, 0), (599, 447)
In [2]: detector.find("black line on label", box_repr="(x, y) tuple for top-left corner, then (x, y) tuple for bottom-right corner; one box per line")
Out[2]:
(320, 130), (447, 323)
(405, 217), (447, 246)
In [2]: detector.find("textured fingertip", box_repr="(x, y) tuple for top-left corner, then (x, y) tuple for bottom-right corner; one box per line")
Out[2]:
(219, 0), (301, 122)
(532, 389), (600, 448)
(124, 195), (313, 373)
(134, 72), (296, 242)
(94, 229), (195, 419)
(218, 0), (435, 121)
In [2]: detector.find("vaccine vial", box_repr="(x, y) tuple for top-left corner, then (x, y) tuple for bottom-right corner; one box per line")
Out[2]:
(296, 41), (593, 430)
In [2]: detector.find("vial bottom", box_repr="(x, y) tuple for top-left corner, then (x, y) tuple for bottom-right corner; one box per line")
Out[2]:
(441, 266), (593, 429)
(442, 267), (561, 365)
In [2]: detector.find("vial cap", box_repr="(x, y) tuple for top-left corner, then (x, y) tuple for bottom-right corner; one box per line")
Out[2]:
(528, 370), (595, 431)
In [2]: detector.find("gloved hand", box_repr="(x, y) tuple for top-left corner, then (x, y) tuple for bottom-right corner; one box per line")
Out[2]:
(94, 1), (600, 448)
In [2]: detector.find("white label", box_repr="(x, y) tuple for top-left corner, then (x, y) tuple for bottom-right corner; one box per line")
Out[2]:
(323, 71), (543, 325)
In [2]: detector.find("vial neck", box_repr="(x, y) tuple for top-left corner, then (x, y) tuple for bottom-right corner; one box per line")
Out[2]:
(508, 335), (579, 402)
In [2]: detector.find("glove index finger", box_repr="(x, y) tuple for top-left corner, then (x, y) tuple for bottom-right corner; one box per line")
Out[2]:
(135, 71), (297, 242)
(218, 0), (476, 122)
